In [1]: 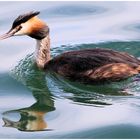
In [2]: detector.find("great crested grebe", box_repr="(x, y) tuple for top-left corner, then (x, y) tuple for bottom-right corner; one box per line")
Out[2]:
(1, 11), (140, 84)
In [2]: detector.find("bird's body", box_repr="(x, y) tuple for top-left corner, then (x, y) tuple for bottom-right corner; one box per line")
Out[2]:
(45, 48), (140, 84)
(1, 11), (140, 84)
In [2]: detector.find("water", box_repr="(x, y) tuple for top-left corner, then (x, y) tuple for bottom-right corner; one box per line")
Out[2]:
(1, 1), (140, 138)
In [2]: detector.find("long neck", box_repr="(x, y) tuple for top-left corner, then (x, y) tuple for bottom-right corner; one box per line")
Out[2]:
(35, 35), (50, 69)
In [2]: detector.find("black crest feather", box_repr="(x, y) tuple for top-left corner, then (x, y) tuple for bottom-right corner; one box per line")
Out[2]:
(12, 11), (40, 28)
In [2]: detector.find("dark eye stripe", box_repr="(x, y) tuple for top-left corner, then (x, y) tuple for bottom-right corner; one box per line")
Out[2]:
(14, 25), (22, 33)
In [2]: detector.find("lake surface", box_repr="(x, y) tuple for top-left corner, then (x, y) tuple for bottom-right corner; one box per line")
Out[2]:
(1, 1), (140, 138)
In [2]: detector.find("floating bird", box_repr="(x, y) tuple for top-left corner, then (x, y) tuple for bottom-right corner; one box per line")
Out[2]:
(1, 11), (140, 84)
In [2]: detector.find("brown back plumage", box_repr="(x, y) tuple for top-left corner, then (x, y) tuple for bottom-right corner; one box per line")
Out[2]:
(45, 48), (140, 83)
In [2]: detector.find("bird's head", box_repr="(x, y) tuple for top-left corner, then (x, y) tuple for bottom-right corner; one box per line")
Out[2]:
(0, 11), (49, 40)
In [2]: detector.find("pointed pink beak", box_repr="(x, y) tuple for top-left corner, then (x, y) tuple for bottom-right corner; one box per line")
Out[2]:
(0, 32), (13, 40)
(0, 27), (19, 40)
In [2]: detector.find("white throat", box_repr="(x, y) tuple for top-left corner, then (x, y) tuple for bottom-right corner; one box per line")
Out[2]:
(35, 35), (50, 68)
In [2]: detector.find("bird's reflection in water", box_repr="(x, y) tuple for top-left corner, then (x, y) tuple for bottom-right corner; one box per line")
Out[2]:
(3, 103), (55, 132)
(2, 54), (55, 132)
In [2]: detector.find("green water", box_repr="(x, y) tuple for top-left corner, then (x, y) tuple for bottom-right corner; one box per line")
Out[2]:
(1, 1), (140, 139)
